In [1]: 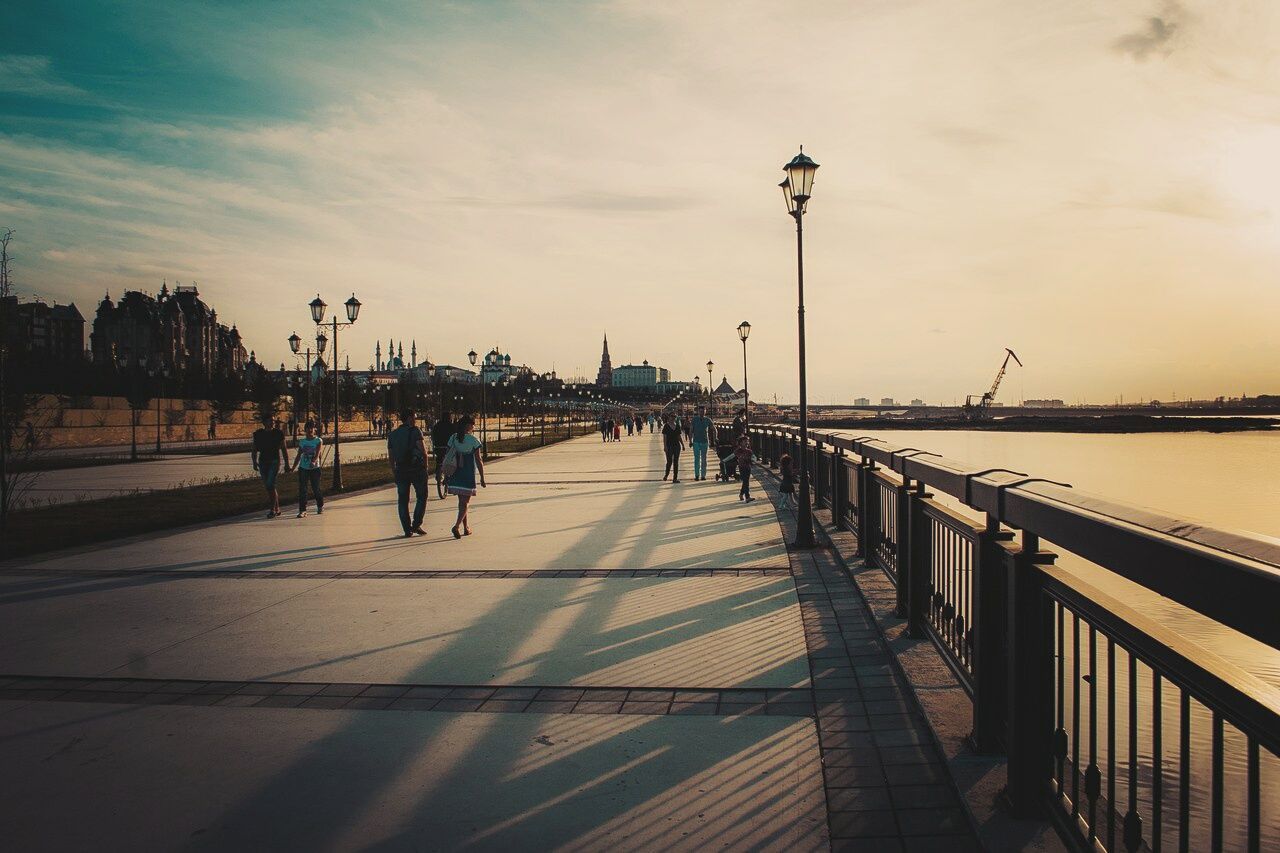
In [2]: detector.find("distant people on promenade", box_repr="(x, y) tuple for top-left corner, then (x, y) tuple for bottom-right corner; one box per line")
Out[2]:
(294, 420), (325, 517)
(731, 411), (746, 440)
(690, 406), (711, 481)
(599, 416), (609, 443)
(635, 414), (644, 435)
(388, 409), (429, 538)
(661, 413), (684, 483)
(735, 434), (755, 502)
(251, 413), (289, 518)
(648, 413), (656, 433)
(444, 415), (485, 539)
(431, 410), (455, 493)
(613, 418), (622, 442)
(626, 415), (634, 437)
(778, 453), (796, 509)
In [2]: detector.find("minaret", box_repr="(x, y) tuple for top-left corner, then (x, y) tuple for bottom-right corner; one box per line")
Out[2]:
(411, 340), (417, 368)
(375, 340), (382, 371)
(596, 332), (612, 387)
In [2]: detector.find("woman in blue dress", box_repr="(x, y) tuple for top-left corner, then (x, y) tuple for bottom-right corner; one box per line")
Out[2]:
(445, 415), (486, 539)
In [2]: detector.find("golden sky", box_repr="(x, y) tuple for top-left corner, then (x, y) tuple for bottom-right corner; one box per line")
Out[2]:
(1, 0), (1277, 403)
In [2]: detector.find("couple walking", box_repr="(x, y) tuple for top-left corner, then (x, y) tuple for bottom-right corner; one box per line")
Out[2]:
(251, 414), (326, 518)
(387, 409), (486, 539)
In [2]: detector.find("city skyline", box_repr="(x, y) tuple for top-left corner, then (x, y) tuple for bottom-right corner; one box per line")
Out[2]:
(3, 1), (1279, 404)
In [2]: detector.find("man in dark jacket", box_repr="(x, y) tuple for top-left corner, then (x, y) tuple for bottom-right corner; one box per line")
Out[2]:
(389, 409), (430, 537)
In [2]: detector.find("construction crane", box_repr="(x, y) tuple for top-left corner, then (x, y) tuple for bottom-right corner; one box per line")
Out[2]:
(964, 348), (1022, 419)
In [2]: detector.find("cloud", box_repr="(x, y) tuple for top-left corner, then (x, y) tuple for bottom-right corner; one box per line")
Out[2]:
(1113, 1), (1185, 61)
(0, 55), (88, 100)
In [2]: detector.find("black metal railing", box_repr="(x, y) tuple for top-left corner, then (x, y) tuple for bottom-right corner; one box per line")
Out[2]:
(747, 424), (1280, 852)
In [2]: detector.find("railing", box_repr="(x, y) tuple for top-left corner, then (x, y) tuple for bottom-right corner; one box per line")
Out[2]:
(748, 423), (1280, 852)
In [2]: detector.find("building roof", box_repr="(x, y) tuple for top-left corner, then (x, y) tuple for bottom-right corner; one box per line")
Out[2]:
(714, 376), (737, 394)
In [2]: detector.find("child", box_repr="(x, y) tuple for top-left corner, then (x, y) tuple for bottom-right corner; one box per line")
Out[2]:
(779, 453), (795, 509)
(734, 435), (754, 502)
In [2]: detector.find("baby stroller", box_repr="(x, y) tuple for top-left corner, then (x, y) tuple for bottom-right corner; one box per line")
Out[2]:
(714, 439), (739, 483)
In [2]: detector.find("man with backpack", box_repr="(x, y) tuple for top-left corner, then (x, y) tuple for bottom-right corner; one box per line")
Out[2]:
(388, 408), (429, 538)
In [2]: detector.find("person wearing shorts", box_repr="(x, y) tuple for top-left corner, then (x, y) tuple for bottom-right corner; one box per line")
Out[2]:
(251, 413), (289, 518)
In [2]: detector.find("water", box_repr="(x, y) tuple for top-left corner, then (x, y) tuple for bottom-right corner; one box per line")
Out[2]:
(827, 428), (1280, 846)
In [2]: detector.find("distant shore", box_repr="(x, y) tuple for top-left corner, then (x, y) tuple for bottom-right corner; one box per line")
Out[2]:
(803, 415), (1279, 433)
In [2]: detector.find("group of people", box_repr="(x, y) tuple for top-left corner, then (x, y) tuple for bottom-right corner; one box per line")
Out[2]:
(647, 406), (758, 501)
(599, 412), (655, 442)
(251, 409), (487, 539)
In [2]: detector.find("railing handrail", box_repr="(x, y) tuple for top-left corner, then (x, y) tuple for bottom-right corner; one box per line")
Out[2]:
(749, 423), (1280, 649)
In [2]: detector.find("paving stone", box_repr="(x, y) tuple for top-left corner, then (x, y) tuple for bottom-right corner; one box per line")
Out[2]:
(403, 686), (452, 699)
(387, 697), (439, 711)
(490, 687), (540, 700)
(766, 702), (812, 717)
(213, 694), (265, 707)
(477, 700), (530, 713)
(317, 683), (368, 697)
(432, 698), (485, 712)
(889, 785), (959, 810)
(445, 687), (495, 700)
(195, 681), (248, 694)
(619, 701), (669, 715)
(669, 702), (716, 715)
(873, 729), (930, 748)
(829, 808), (899, 839)
(673, 690), (719, 703)
(894, 808), (969, 836)
(346, 697), (397, 710)
(358, 685), (411, 698)
(254, 694), (309, 708)
(718, 702), (767, 717)
(819, 715), (871, 733)
(884, 763), (947, 786)
(524, 700), (577, 714)
(827, 785), (892, 812)
(573, 701), (624, 714)
(878, 746), (934, 766)
(626, 689), (674, 702)
(823, 747), (882, 768)
(820, 730), (874, 750)
(300, 696), (352, 709)
(233, 682), (287, 696)
(902, 835), (982, 852)
(535, 688), (584, 701)
(275, 683), (326, 696)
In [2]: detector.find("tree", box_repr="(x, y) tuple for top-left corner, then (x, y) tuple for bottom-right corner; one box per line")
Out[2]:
(251, 370), (283, 423)
(209, 372), (247, 432)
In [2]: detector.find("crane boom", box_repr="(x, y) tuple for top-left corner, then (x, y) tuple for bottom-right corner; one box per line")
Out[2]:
(986, 348), (1022, 405)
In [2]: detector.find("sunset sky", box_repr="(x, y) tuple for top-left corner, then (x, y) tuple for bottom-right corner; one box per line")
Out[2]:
(2, 0), (1278, 404)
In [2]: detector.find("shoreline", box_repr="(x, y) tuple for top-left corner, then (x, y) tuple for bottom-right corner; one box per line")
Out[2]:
(802, 414), (1279, 433)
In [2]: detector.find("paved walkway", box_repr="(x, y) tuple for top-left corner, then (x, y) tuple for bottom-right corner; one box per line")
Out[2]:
(0, 433), (977, 851)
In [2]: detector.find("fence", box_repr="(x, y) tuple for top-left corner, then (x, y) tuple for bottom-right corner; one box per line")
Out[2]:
(750, 423), (1279, 852)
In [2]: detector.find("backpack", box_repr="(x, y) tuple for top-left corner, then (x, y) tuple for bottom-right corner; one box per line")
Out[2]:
(440, 438), (462, 479)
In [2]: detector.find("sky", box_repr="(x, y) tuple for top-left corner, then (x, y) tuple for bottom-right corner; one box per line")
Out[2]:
(1, 0), (1278, 405)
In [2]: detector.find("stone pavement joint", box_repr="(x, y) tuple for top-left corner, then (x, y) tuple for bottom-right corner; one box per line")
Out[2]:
(0, 674), (819, 718)
(0, 567), (793, 580)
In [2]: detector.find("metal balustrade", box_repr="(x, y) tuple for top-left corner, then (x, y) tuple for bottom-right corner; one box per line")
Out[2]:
(746, 424), (1280, 852)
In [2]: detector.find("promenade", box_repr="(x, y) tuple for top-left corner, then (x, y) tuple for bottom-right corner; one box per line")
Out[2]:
(0, 432), (974, 851)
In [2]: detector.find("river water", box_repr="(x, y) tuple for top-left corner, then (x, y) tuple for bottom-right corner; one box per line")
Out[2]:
(827, 427), (1280, 846)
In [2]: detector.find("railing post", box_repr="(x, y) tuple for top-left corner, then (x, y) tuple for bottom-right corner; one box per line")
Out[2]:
(857, 460), (876, 559)
(895, 478), (912, 618)
(813, 441), (825, 507)
(907, 482), (932, 638)
(971, 514), (1014, 753)
(1004, 531), (1057, 817)
(833, 450), (848, 531)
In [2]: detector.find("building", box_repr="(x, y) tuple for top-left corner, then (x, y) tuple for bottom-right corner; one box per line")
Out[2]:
(910, 398), (926, 406)
(434, 364), (480, 384)
(612, 360), (671, 389)
(880, 397), (895, 406)
(1023, 398), (1066, 408)
(853, 397), (871, 407)
(595, 334), (612, 387)
(1, 296), (85, 363)
(90, 283), (247, 378)
(374, 339), (418, 372)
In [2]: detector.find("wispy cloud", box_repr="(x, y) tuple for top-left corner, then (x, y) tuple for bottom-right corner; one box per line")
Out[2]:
(0, 55), (88, 100)
(1113, 1), (1186, 61)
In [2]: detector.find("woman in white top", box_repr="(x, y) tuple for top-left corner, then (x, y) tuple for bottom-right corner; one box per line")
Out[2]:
(444, 415), (486, 539)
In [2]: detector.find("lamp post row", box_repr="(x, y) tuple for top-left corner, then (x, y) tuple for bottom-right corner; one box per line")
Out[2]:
(289, 292), (361, 491)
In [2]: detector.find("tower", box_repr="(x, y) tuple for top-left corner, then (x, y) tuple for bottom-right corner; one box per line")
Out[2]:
(411, 339), (417, 368)
(596, 333), (612, 387)
(375, 340), (382, 371)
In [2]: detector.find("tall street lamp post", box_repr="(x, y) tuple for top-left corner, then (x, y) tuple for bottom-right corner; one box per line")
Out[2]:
(737, 321), (751, 427)
(307, 293), (361, 491)
(468, 349), (486, 453)
(780, 146), (819, 548)
(706, 360), (714, 417)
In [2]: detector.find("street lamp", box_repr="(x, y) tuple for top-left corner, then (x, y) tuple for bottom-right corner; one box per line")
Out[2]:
(781, 146), (819, 547)
(737, 320), (751, 427)
(706, 360), (714, 417)
(308, 292), (359, 490)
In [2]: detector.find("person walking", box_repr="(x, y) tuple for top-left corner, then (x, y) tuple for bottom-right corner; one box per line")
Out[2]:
(431, 410), (455, 494)
(626, 415), (633, 437)
(690, 405), (712, 481)
(445, 415), (485, 538)
(778, 453), (796, 509)
(293, 421), (325, 517)
(251, 413), (289, 518)
(735, 434), (755, 502)
(389, 408), (429, 537)
(599, 415), (609, 443)
(613, 418), (622, 442)
(661, 413), (684, 483)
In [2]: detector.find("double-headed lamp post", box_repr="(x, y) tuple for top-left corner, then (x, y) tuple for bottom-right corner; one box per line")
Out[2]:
(301, 292), (360, 491)
(780, 146), (819, 548)
(737, 320), (751, 427)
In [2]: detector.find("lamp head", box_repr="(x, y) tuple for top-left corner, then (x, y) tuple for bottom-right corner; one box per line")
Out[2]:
(344, 293), (361, 323)
(309, 295), (327, 325)
(737, 320), (751, 342)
